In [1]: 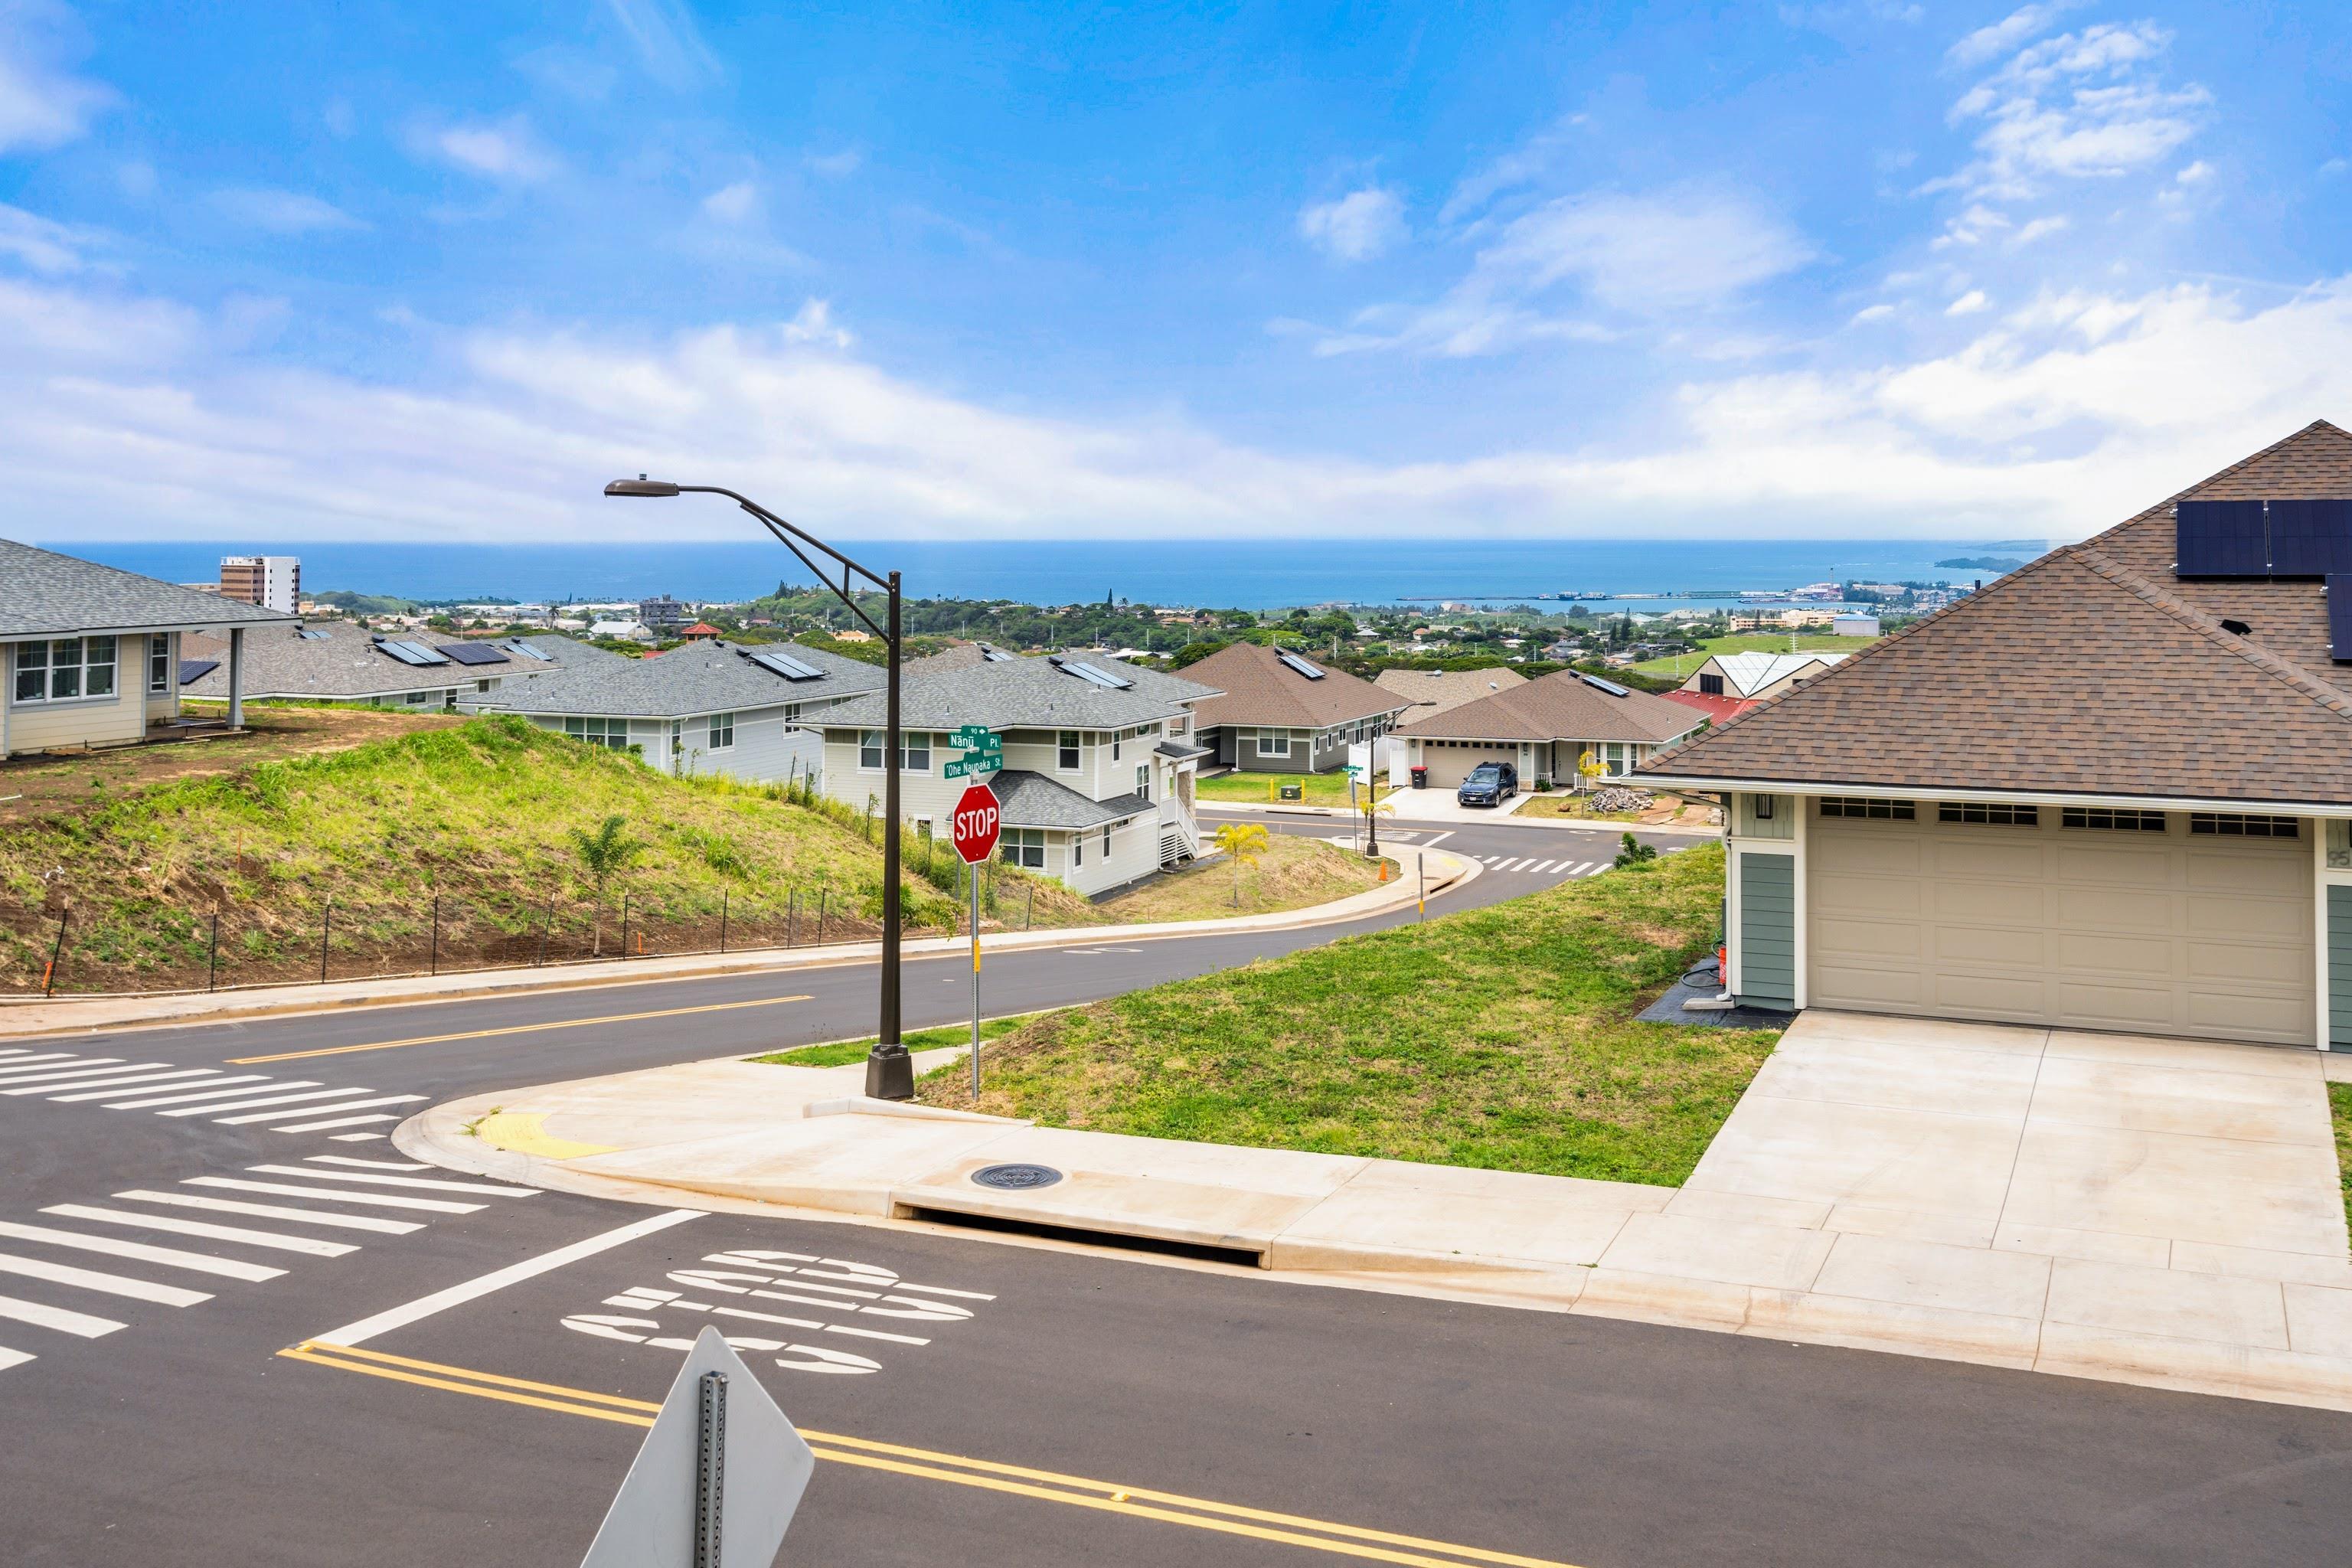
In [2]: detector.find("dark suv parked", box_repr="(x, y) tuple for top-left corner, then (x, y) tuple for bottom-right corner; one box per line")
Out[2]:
(1456, 761), (1518, 807)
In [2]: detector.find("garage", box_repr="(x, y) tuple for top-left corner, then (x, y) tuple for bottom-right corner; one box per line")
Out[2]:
(1806, 801), (2314, 1046)
(1412, 739), (1522, 789)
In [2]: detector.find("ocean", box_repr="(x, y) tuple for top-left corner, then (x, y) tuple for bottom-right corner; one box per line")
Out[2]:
(44, 538), (2042, 612)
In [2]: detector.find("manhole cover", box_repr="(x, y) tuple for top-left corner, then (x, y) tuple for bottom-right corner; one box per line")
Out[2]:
(972, 1162), (1063, 1191)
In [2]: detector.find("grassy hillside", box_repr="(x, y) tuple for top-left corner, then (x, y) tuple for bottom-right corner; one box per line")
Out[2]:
(0, 715), (1066, 991)
(1628, 632), (1872, 681)
(918, 842), (1776, 1185)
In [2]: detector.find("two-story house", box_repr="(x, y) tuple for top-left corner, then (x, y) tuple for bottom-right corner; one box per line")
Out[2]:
(815, 653), (1220, 897)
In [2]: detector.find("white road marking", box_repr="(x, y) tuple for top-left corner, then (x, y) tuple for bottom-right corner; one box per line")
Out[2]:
(0, 1251), (211, 1307)
(0, 1294), (123, 1338)
(42, 1204), (358, 1258)
(103, 1078), (306, 1109)
(159, 1087), (372, 1118)
(306, 1156), (430, 1171)
(276, 1114), (400, 1133)
(182, 1178), (483, 1214)
(0, 1054), (89, 1073)
(895, 1282), (996, 1300)
(214, 1095), (425, 1125)
(0, 1060), (160, 1087)
(1418, 831), (1454, 848)
(54, 1073), (256, 1103)
(9, 1068), (222, 1098)
(113, 1191), (421, 1235)
(826, 1324), (932, 1345)
(243, 1165), (538, 1197)
(0, 1347), (31, 1371)
(0, 1220), (285, 1282)
(315, 1207), (704, 1348)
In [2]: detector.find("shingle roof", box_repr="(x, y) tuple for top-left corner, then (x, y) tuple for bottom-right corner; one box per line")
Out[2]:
(903, 641), (1015, 677)
(0, 539), (296, 638)
(1703, 651), (1848, 697)
(1372, 665), (1526, 716)
(182, 624), (622, 701)
(820, 652), (1214, 731)
(1184, 642), (1408, 730)
(988, 770), (1155, 830)
(1395, 667), (1706, 744)
(1638, 420), (2352, 805)
(472, 638), (882, 718)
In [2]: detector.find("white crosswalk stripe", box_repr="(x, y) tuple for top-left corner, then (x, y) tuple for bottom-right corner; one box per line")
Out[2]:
(276, 1113), (400, 1133)
(309, 1155), (430, 1171)
(157, 1087), (371, 1118)
(0, 1294), (122, 1338)
(111, 1191), (423, 1234)
(0, 1221), (285, 1282)
(0, 1059), (148, 1085)
(214, 1094), (425, 1126)
(41, 1205), (358, 1258)
(181, 1178), (485, 1214)
(51, 1073), (255, 1103)
(0, 1252), (211, 1307)
(243, 1165), (537, 1197)
(0, 1054), (94, 1074)
(328, 1132), (388, 1142)
(8, 1068), (224, 1098)
(100, 1077), (300, 1109)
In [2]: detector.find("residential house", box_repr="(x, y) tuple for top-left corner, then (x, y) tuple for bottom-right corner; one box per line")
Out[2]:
(1184, 642), (1410, 773)
(1673, 651), (1848, 712)
(1639, 418), (2352, 1050)
(182, 622), (617, 709)
(815, 653), (1220, 897)
(1373, 666), (1526, 719)
(1394, 668), (1705, 789)
(2, 538), (292, 757)
(1832, 613), (1881, 637)
(588, 619), (655, 642)
(478, 639), (882, 782)
(679, 622), (724, 643)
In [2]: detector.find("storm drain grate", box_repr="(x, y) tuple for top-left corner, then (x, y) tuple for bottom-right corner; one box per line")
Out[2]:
(971, 1162), (1064, 1191)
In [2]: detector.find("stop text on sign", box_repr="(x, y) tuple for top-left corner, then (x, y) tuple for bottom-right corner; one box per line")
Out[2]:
(951, 782), (1001, 864)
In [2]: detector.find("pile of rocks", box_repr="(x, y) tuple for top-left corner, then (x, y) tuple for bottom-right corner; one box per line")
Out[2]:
(1587, 786), (1655, 814)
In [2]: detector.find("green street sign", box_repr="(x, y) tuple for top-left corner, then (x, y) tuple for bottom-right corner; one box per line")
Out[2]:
(950, 725), (999, 748)
(944, 755), (1002, 779)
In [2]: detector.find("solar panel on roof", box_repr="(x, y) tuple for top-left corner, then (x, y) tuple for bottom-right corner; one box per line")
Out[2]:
(1054, 659), (1134, 689)
(501, 639), (554, 660)
(1275, 651), (1326, 680)
(296, 628), (332, 641)
(980, 646), (1013, 661)
(746, 649), (825, 681)
(2175, 499), (2269, 576)
(177, 658), (220, 684)
(2331, 576), (2352, 665)
(374, 639), (450, 667)
(435, 642), (511, 666)
(1580, 674), (1632, 698)
(2266, 498), (2352, 576)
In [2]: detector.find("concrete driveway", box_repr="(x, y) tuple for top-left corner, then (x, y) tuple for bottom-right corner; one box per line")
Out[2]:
(1632, 1011), (2352, 1405)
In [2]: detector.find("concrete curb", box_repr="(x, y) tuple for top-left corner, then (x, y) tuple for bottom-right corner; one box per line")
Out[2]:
(0, 845), (1478, 1040)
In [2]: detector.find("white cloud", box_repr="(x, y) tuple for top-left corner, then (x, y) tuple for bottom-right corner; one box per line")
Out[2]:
(804, 148), (861, 180)
(1946, 2), (2073, 67)
(0, 201), (96, 273)
(1297, 187), (1406, 263)
(2011, 214), (2069, 246)
(1936, 20), (2207, 201)
(2174, 159), (2213, 185)
(701, 181), (760, 224)
(599, 0), (720, 90)
(1946, 289), (1991, 315)
(1850, 303), (1897, 324)
(423, 115), (560, 183)
(212, 188), (364, 236)
(0, 0), (113, 152)
(1439, 114), (1585, 224)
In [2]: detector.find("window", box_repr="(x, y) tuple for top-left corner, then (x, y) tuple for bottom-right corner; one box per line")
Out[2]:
(1753, 795), (1775, 820)
(1697, 672), (1725, 695)
(1939, 802), (2039, 826)
(1074, 835), (1083, 867)
(707, 712), (735, 750)
(1256, 731), (1291, 758)
(1112, 733), (1121, 761)
(1102, 825), (1112, 856)
(11, 635), (116, 703)
(2190, 813), (2299, 838)
(1135, 763), (1150, 802)
(405, 691), (431, 707)
(564, 716), (630, 750)
(2063, 806), (2167, 832)
(148, 634), (170, 694)
(859, 729), (933, 769)
(1168, 716), (1189, 734)
(998, 827), (1045, 869)
(475, 678), (495, 694)
(1818, 796), (1914, 820)
(1057, 730), (1080, 771)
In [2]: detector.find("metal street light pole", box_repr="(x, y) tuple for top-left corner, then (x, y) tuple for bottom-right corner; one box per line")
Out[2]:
(604, 477), (912, 1098)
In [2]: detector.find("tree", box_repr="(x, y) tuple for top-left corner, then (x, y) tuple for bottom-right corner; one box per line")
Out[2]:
(1212, 821), (1269, 907)
(1613, 831), (1658, 870)
(570, 814), (645, 955)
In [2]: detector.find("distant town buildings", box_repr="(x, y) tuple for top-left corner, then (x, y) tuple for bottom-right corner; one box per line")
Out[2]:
(636, 594), (690, 632)
(220, 554), (300, 614)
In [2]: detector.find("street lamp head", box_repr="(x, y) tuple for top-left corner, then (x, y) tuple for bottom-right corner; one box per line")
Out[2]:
(604, 475), (681, 498)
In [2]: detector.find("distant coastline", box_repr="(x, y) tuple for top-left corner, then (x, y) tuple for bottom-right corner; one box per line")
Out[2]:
(1935, 555), (2027, 571)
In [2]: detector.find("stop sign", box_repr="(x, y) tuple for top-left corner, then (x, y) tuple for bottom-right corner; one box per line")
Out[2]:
(949, 782), (1001, 864)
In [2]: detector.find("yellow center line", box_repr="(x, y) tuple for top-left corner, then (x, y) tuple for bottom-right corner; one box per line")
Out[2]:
(280, 1341), (1583, 1568)
(226, 995), (814, 1063)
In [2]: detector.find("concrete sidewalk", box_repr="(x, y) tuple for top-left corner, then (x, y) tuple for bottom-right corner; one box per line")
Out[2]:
(401, 1010), (2352, 1413)
(0, 841), (1473, 1040)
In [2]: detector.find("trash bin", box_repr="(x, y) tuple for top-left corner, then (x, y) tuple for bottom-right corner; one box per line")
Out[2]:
(1410, 766), (1428, 789)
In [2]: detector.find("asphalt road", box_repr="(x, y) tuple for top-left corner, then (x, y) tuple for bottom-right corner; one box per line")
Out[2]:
(4, 818), (2350, 1567)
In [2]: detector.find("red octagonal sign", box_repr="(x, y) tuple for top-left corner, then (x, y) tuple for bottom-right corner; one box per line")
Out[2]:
(950, 782), (1001, 864)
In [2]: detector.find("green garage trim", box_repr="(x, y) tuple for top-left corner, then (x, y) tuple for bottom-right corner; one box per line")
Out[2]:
(2330, 886), (2352, 1050)
(1738, 850), (1797, 1009)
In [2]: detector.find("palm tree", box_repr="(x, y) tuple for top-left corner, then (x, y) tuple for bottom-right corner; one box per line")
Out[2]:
(1212, 821), (1269, 908)
(570, 814), (644, 955)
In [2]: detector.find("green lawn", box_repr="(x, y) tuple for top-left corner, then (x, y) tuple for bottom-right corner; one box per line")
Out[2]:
(1629, 632), (1874, 681)
(915, 842), (1779, 1186)
(1194, 769), (1364, 805)
(2331, 1085), (2352, 1236)
(754, 1013), (1041, 1067)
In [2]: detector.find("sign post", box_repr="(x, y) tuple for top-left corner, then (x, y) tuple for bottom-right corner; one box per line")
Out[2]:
(949, 768), (1002, 1101)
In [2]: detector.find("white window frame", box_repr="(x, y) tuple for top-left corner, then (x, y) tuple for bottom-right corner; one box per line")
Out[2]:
(998, 827), (1045, 869)
(11, 635), (118, 704)
(859, 728), (931, 771)
(148, 633), (171, 694)
(1256, 730), (1291, 759)
(1135, 763), (1150, 802)
(1057, 730), (1080, 771)
(563, 716), (631, 750)
(707, 711), (736, 750)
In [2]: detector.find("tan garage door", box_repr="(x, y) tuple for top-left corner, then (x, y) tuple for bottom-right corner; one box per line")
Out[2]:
(1808, 805), (2313, 1046)
(1415, 741), (1521, 789)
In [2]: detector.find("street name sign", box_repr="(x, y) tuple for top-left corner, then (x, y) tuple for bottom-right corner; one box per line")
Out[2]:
(950, 725), (999, 749)
(579, 1326), (813, 1568)
(943, 754), (1001, 779)
(950, 782), (1002, 864)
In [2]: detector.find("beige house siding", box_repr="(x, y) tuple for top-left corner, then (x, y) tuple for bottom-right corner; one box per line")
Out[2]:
(4, 638), (144, 756)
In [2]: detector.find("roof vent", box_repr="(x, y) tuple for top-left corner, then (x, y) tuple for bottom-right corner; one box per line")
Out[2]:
(2220, 618), (2251, 636)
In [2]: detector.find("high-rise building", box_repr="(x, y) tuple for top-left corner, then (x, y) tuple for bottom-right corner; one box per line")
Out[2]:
(220, 555), (301, 614)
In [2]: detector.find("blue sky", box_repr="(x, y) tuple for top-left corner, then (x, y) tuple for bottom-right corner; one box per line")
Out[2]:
(1, 1), (2347, 542)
